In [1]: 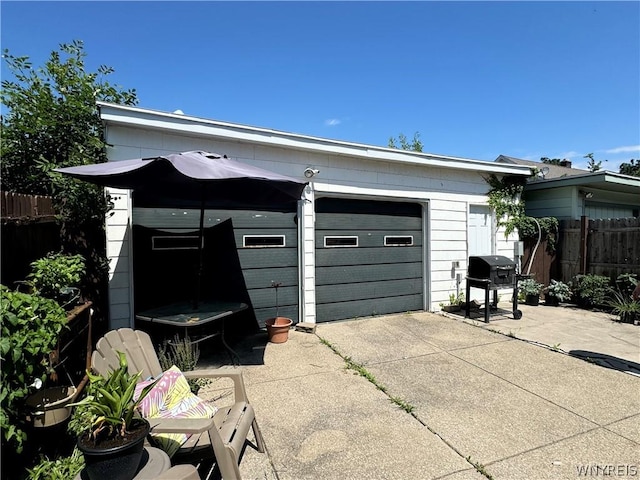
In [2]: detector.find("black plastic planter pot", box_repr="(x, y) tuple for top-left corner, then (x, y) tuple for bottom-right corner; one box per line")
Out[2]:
(545, 294), (560, 306)
(77, 420), (149, 480)
(525, 294), (540, 306)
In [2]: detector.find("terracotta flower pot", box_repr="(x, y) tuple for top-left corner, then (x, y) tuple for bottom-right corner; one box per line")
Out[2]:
(265, 317), (293, 343)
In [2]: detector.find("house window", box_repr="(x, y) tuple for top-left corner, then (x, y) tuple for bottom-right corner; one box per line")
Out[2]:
(152, 236), (202, 251)
(243, 235), (286, 248)
(324, 236), (358, 248)
(384, 235), (413, 246)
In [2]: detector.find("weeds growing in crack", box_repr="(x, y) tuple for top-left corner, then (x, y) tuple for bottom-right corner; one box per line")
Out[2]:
(319, 336), (415, 411)
(466, 456), (494, 479)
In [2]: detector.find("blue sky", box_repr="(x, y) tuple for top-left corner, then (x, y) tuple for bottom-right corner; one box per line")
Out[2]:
(2, 1), (639, 171)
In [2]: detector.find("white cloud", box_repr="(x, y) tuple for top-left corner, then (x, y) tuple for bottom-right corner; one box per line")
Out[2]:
(558, 151), (581, 159)
(324, 119), (341, 126)
(604, 145), (640, 154)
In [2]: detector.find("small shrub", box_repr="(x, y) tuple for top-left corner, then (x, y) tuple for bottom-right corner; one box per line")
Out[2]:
(572, 274), (612, 309)
(545, 280), (571, 302)
(606, 290), (640, 324)
(615, 273), (638, 297)
(26, 252), (86, 307)
(0, 286), (68, 453)
(519, 278), (542, 296)
(158, 335), (209, 395)
(27, 447), (84, 480)
(439, 292), (465, 309)
(67, 399), (94, 438)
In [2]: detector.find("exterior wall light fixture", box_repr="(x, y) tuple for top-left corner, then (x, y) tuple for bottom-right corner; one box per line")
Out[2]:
(304, 168), (320, 178)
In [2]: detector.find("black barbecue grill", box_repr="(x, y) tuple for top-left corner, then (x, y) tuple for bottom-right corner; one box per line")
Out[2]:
(465, 255), (523, 322)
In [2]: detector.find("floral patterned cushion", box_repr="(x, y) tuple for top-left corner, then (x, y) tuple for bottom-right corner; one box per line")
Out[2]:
(134, 366), (217, 457)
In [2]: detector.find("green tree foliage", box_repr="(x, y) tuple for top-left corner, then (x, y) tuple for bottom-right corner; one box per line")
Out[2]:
(583, 153), (602, 173)
(1, 40), (138, 315)
(540, 157), (563, 165)
(619, 158), (640, 177)
(388, 132), (423, 152)
(1, 40), (137, 223)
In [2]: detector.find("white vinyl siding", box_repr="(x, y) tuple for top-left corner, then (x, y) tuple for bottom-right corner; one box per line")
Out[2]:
(101, 107), (527, 327)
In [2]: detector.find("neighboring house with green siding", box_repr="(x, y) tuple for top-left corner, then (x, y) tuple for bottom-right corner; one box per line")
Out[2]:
(496, 155), (640, 220)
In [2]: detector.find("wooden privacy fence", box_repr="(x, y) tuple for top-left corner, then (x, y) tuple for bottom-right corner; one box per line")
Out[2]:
(559, 217), (640, 282)
(521, 238), (557, 287)
(1, 191), (56, 220)
(1, 192), (60, 287)
(521, 217), (639, 286)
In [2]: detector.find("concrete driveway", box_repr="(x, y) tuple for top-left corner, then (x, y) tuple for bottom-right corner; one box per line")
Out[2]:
(200, 311), (639, 480)
(451, 302), (640, 374)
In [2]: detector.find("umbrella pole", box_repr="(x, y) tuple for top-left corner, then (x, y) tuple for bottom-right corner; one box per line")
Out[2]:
(195, 189), (205, 309)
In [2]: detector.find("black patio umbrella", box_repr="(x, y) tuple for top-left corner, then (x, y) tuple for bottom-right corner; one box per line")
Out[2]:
(55, 151), (307, 307)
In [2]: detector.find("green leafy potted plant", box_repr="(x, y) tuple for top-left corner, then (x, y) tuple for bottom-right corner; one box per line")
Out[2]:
(0, 285), (69, 454)
(571, 274), (611, 309)
(519, 278), (542, 306)
(26, 252), (86, 309)
(70, 352), (158, 480)
(544, 280), (571, 306)
(440, 292), (465, 313)
(606, 290), (640, 325)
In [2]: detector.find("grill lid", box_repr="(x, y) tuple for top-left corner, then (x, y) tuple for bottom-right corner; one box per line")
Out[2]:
(468, 255), (516, 268)
(468, 255), (517, 283)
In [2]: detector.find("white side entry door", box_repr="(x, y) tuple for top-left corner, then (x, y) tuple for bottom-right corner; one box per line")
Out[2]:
(468, 205), (493, 256)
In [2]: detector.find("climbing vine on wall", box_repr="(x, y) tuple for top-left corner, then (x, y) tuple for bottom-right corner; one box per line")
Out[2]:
(485, 174), (559, 253)
(485, 174), (527, 236)
(513, 216), (559, 254)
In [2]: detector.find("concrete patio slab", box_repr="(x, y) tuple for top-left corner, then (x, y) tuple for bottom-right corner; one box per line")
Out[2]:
(485, 427), (640, 480)
(457, 303), (640, 372)
(314, 313), (442, 365)
(246, 368), (471, 480)
(318, 312), (510, 365)
(366, 351), (597, 465)
(194, 310), (638, 480)
(605, 414), (640, 444)
(452, 340), (640, 425)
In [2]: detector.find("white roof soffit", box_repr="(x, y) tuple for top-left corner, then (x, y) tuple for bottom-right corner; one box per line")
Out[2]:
(98, 102), (531, 177)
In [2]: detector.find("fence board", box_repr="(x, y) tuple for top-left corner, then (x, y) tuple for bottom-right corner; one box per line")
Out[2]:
(558, 217), (640, 283)
(522, 238), (557, 286)
(1, 192), (60, 286)
(1, 191), (56, 220)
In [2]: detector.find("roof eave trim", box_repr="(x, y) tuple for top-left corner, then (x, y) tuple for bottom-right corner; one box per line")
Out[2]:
(98, 102), (531, 176)
(525, 171), (640, 190)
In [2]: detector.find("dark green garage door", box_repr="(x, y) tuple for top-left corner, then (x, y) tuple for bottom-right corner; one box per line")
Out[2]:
(232, 210), (298, 326)
(133, 208), (298, 328)
(315, 198), (424, 322)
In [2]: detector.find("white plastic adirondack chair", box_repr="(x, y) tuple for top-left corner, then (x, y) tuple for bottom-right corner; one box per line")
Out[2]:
(91, 328), (265, 480)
